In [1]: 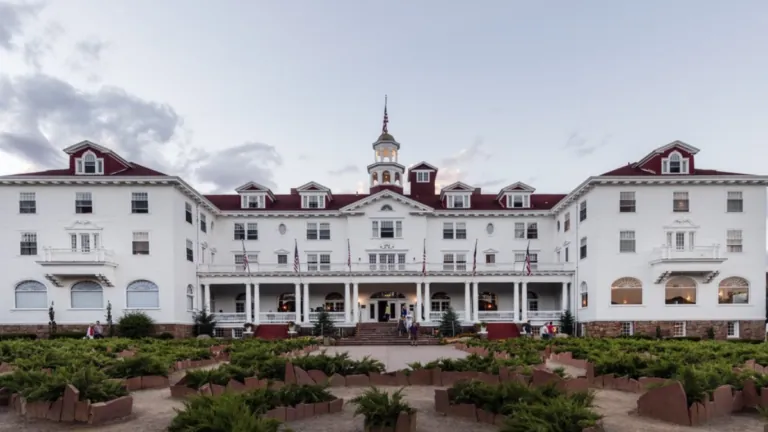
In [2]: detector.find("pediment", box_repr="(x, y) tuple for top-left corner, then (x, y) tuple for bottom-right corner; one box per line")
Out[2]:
(409, 161), (438, 172)
(274, 249), (289, 254)
(441, 181), (475, 193)
(663, 218), (700, 229)
(483, 248), (499, 254)
(236, 181), (272, 193)
(637, 140), (700, 167)
(66, 220), (103, 231)
(63, 140), (131, 168)
(499, 182), (535, 193)
(340, 189), (433, 213)
(297, 181), (331, 193)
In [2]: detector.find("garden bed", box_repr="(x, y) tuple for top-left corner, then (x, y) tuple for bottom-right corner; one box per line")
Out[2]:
(8, 384), (133, 425)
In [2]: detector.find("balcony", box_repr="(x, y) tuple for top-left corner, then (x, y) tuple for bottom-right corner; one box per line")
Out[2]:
(650, 245), (726, 283)
(213, 312), (247, 324)
(37, 248), (117, 287)
(258, 312), (295, 324)
(428, 311), (467, 322)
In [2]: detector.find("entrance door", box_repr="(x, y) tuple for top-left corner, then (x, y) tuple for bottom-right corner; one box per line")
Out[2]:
(377, 301), (388, 322)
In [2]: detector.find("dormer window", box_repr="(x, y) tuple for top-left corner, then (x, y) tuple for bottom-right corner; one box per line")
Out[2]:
(506, 194), (530, 208)
(302, 195), (325, 209)
(662, 151), (690, 174)
(416, 171), (430, 183)
(241, 195), (265, 209)
(447, 194), (470, 209)
(76, 151), (104, 175)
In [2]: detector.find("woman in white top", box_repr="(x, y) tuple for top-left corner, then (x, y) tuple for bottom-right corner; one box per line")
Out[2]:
(540, 324), (549, 340)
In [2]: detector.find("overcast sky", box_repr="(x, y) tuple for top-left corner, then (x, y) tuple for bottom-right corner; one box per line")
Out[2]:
(1, 1), (767, 198)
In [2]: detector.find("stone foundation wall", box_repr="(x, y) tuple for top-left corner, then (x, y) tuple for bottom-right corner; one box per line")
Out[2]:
(584, 320), (765, 340)
(0, 324), (194, 339)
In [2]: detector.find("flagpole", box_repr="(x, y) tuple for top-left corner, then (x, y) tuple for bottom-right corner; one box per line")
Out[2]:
(241, 239), (255, 324)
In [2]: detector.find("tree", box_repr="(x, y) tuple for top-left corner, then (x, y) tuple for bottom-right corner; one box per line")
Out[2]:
(438, 306), (461, 337)
(193, 310), (216, 336)
(48, 302), (57, 335)
(559, 310), (575, 336)
(105, 301), (115, 337)
(314, 309), (336, 337)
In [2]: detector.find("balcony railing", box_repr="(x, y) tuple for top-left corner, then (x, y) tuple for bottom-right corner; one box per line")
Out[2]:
(308, 312), (346, 323)
(477, 311), (517, 321)
(652, 245), (722, 261)
(40, 248), (115, 263)
(528, 310), (564, 320)
(213, 312), (247, 323)
(428, 311), (466, 322)
(258, 312), (295, 324)
(199, 261), (572, 274)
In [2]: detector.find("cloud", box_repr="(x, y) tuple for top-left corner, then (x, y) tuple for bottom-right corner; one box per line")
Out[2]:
(435, 136), (493, 190)
(192, 142), (282, 193)
(328, 164), (358, 176)
(474, 179), (505, 188)
(0, 1), (42, 51)
(564, 132), (612, 157)
(68, 37), (107, 76)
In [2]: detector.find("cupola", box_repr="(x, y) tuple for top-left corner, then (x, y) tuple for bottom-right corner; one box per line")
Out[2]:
(368, 96), (406, 193)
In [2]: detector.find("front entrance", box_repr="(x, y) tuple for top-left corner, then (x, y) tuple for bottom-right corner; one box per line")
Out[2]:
(368, 291), (409, 322)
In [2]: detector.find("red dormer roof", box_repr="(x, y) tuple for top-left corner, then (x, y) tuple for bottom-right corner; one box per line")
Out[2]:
(408, 162), (438, 173)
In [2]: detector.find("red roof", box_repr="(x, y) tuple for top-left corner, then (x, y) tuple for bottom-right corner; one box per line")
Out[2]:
(11, 162), (169, 177)
(600, 164), (747, 177)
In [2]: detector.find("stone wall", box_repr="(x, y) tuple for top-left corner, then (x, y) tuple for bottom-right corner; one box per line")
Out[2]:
(0, 324), (194, 339)
(584, 320), (765, 340)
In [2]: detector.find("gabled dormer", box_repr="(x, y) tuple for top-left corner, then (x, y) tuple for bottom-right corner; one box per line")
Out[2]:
(64, 140), (131, 176)
(497, 182), (535, 208)
(235, 182), (276, 209)
(440, 181), (476, 209)
(636, 141), (699, 175)
(407, 161), (438, 198)
(295, 181), (332, 209)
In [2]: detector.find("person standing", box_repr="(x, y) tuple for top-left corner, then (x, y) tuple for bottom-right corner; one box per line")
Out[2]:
(84, 324), (94, 340)
(522, 321), (532, 338)
(540, 323), (549, 340)
(547, 321), (556, 338)
(410, 322), (420, 346)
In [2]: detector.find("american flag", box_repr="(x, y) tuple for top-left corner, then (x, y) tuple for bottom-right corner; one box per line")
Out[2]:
(472, 239), (478, 276)
(421, 238), (427, 276)
(347, 238), (352, 272)
(524, 241), (532, 276)
(241, 239), (250, 273)
(293, 239), (300, 273)
(382, 95), (389, 133)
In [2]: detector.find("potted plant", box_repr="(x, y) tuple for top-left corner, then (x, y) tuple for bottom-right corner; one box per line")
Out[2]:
(287, 321), (296, 333)
(478, 321), (488, 333)
(243, 322), (254, 337)
(351, 387), (416, 432)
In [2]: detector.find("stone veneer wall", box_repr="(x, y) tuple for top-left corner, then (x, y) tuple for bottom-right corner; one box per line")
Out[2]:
(0, 324), (194, 339)
(584, 320), (765, 340)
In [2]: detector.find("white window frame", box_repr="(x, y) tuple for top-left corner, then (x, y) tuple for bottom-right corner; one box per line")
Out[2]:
(579, 200), (587, 221)
(75, 151), (104, 175)
(19, 192), (36, 214)
(14, 280), (47, 309)
(661, 151), (690, 174)
(579, 237), (587, 260)
(514, 252), (538, 269)
(619, 231), (636, 253)
(307, 222), (331, 240)
(514, 223), (525, 239)
(507, 194), (530, 208)
(619, 191), (636, 213)
(234, 253), (259, 270)
(727, 321), (739, 338)
(277, 253), (288, 266)
(564, 212), (571, 231)
(372, 220), (403, 238)
(672, 321), (687, 337)
(185, 202), (193, 223)
(726, 229), (742, 253)
(442, 222), (467, 240)
(200, 213), (207, 233)
(132, 231), (150, 255)
(20, 232), (38, 256)
(415, 171), (430, 183)
(442, 253), (467, 271)
(131, 192), (149, 214)
(242, 194), (266, 209)
(75, 192), (93, 214)
(447, 194), (470, 209)
(726, 191), (743, 213)
(301, 194), (326, 209)
(126, 280), (160, 309)
(485, 253), (495, 265)
(673, 191), (689, 212)
(369, 253), (407, 271)
(579, 281), (588, 308)
(71, 281), (104, 309)
(620, 322), (634, 336)
(526, 222), (538, 239)
(306, 253), (331, 271)
(186, 239), (193, 262)
(186, 285), (195, 311)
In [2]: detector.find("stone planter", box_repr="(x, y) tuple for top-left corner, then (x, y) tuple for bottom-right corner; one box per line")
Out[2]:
(363, 412), (417, 432)
(10, 385), (133, 425)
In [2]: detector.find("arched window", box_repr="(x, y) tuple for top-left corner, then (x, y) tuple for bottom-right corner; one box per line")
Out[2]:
(580, 282), (588, 308)
(126, 280), (159, 308)
(236, 293), (246, 313)
(611, 277), (643, 305)
(665, 276), (696, 304)
(71, 281), (103, 309)
(479, 292), (497, 311)
(371, 172), (378, 185)
(278, 293), (295, 312)
(325, 292), (344, 311)
(186, 284), (195, 311)
(382, 170), (391, 184)
(380, 204), (393, 211)
(719, 277), (749, 304)
(527, 291), (538, 312)
(431, 292), (451, 312)
(15, 280), (47, 309)
(394, 172), (401, 185)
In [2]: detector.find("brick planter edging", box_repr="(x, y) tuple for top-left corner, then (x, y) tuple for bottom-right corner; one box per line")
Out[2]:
(7, 384), (133, 425)
(262, 397), (344, 422)
(362, 411), (417, 432)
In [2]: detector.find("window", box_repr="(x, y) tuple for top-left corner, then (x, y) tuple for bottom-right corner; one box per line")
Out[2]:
(14, 280), (47, 309)
(369, 253), (407, 270)
(235, 254), (258, 270)
(307, 222), (331, 240)
(307, 253), (331, 271)
(277, 254), (288, 266)
(185, 202), (193, 223)
(302, 195), (325, 209)
(233, 223), (245, 240)
(200, 214), (207, 233)
(718, 277), (749, 304)
(619, 231), (636, 253)
(620, 322), (633, 336)
(579, 201), (587, 221)
(416, 171), (429, 183)
(242, 195), (265, 209)
(19, 192), (36, 214)
(245, 223), (258, 240)
(619, 192), (636, 212)
(131, 192), (149, 214)
(325, 293), (344, 311)
(515, 252), (538, 269)
(372, 220), (402, 238)
(666, 231), (694, 251)
(673, 192), (689, 212)
(726, 191), (743, 212)
(564, 212), (571, 231)
(564, 247), (569, 262)
(579, 237), (587, 259)
(611, 277), (642, 305)
(431, 292), (451, 312)
(442, 222), (467, 240)
(71, 281), (103, 309)
(186, 285), (195, 311)
(485, 223), (494, 235)
(20, 232), (37, 255)
(447, 194), (469, 208)
(278, 292), (296, 312)
(662, 151), (689, 174)
(514, 223), (525, 239)
(442, 253), (467, 271)
(132, 232), (150, 255)
(186, 239), (193, 262)
(485, 253), (495, 264)
(75, 192), (93, 213)
(479, 292), (498, 311)
(556, 220), (560, 231)
(665, 276), (696, 304)
(507, 194), (530, 208)
(727, 321), (739, 338)
(526, 223), (538, 239)
(75, 151), (104, 175)
(726, 230), (742, 252)
(126, 280), (159, 308)
(579, 282), (588, 308)
(672, 321), (686, 337)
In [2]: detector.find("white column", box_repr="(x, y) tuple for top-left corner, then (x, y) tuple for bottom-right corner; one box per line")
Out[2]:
(415, 282), (422, 322)
(512, 282), (520, 322)
(473, 282), (480, 323)
(244, 283), (252, 323)
(424, 282), (431, 322)
(303, 283), (310, 324)
(204, 284), (211, 313)
(294, 283), (301, 323)
(352, 282), (359, 323)
(464, 281), (471, 322)
(521, 282), (528, 322)
(344, 282), (351, 323)
(253, 283), (260, 324)
(561, 282), (568, 311)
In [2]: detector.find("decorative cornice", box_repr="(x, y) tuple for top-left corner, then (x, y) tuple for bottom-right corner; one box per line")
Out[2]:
(340, 189), (434, 213)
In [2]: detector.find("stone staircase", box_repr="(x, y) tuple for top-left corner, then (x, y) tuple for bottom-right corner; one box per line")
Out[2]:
(337, 322), (440, 346)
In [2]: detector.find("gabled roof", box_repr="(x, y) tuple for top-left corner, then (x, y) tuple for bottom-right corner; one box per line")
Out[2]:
(340, 189), (434, 213)
(440, 181), (475, 194)
(496, 182), (535, 199)
(408, 161), (438, 172)
(635, 140), (700, 167)
(296, 181), (331, 193)
(63, 140), (132, 168)
(235, 182), (276, 200)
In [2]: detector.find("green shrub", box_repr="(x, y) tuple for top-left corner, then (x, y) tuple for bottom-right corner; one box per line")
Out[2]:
(193, 310), (216, 336)
(116, 311), (155, 339)
(0, 333), (37, 340)
(169, 393), (282, 432)
(105, 354), (170, 378)
(350, 386), (414, 429)
(153, 332), (175, 339)
(49, 331), (87, 340)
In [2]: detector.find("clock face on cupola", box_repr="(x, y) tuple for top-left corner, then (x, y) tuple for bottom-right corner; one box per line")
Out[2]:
(368, 96), (406, 194)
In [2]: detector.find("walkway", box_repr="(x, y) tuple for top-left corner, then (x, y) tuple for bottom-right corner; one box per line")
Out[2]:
(317, 345), (468, 371)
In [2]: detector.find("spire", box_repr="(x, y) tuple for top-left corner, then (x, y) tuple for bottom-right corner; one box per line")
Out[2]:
(382, 95), (389, 133)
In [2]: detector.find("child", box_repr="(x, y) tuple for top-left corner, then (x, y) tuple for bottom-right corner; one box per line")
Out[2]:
(410, 322), (420, 346)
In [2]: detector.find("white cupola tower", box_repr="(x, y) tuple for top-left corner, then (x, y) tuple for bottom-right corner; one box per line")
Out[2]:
(367, 96), (406, 193)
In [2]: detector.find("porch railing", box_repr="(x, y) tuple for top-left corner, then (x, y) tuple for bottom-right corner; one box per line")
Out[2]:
(652, 245), (721, 261)
(528, 310), (564, 321)
(41, 247), (115, 263)
(258, 312), (295, 324)
(477, 311), (517, 321)
(198, 261), (573, 274)
(428, 311), (466, 322)
(308, 312), (346, 323)
(213, 312), (247, 323)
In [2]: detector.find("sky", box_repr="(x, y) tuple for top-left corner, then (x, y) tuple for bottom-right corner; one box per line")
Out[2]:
(1, 1), (768, 198)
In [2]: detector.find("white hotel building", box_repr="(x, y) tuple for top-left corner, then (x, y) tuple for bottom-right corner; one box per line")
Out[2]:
(0, 124), (766, 339)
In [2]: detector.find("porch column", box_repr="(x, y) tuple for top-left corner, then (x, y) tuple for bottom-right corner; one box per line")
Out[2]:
(464, 281), (471, 322)
(561, 282), (568, 311)
(303, 283), (310, 324)
(424, 282), (431, 322)
(512, 282), (520, 322)
(244, 283), (252, 323)
(472, 283), (480, 323)
(352, 282), (359, 323)
(294, 283), (301, 323)
(415, 282), (422, 323)
(344, 282), (350, 323)
(253, 283), (260, 324)
(203, 284), (210, 313)
(521, 282), (528, 322)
